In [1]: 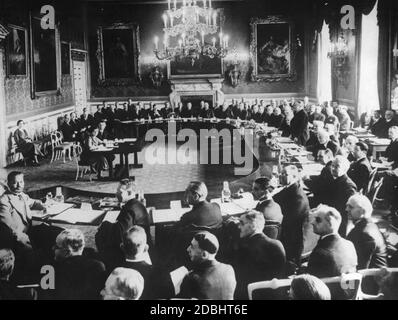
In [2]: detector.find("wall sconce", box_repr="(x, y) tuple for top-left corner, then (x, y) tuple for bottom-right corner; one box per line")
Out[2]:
(228, 62), (241, 88)
(149, 65), (164, 88)
(328, 32), (350, 88)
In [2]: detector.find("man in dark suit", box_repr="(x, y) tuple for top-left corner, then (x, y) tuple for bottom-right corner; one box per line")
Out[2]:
(252, 177), (283, 239)
(311, 129), (340, 160)
(120, 225), (170, 300)
(346, 194), (387, 269)
(273, 165), (310, 271)
(322, 156), (357, 237)
(94, 104), (107, 125)
(313, 105), (326, 123)
(0, 248), (34, 300)
(233, 210), (286, 299)
(179, 231), (236, 300)
(51, 229), (106, 300)
(370, 110), (387, 138)
(97, 121), (113, 141)
(307, 205), (357, 278)
(179, 182), (223, 229)
(80, 108), (95, 130)
(290, 101), (309, 145)
(381, 110), (398, 138)
(60, 113), (76, 142)
(347, 142), (372, 192)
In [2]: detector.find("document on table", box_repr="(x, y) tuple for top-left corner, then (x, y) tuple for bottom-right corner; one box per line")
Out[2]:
(170, 266), (189, 296)
(31, 203), (75, 219)
(301, 163), (324, 177)
(152, 207), (192, 224)
(102, 210), (120, 223)
(52, 208), (105, 224)
(210, 198), (248, 215)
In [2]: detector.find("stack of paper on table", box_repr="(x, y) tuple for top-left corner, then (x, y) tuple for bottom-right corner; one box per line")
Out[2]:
(170, 266), (189, 295)
(31, 203), (75, 219)
(368, 138), (391, 145)
(301, 163), (324, 176)
(102, 210), (120, 223)
(51, 208), (105, 224)
(275, 137), (294, 143)
(210, 198), (249, 215)
(152, 207), (192, 224)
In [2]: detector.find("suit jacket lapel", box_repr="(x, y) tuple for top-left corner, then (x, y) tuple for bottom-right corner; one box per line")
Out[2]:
(7, 194), (29, 224)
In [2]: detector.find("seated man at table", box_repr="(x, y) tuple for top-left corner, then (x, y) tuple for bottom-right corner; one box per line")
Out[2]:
(324, 106), (339, 129)
(97, 120), (114, 141)
(347, 142), (372, 192)
(307, 205), (357, 278)
(378, 126), (398, 219)
(312, 129), (340, 161)
(342, 135), (359, 162)
(60, 113), (76, 142)
(252, 177), (283, 239)
(179, 231), (236, 300)
(0, 172), (61, 253)
(346, 194), (387, 270)
(233, 211), (286, 299)
(321, 156), (357, 237)
(179, 181), (223, 229)
(305, 149), (334, 207)
(273, 165), (310, 272)
(370, 110), (387, 138)
(381, 110), (398, 138)
(81, 127), (110, 178)
(51, 229), (106, 300)
(306, 120), (324, 151)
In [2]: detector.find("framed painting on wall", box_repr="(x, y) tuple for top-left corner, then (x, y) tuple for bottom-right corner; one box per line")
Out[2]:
(168, 55), (223, 79)
(7, 24), (28, 76)
(249, 16), (296, 82)
(96, 22), (140, 86)
(29, 14), (61, 97)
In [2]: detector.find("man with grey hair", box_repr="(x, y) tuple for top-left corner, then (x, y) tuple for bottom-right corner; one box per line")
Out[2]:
(234, 210), (286, 299)
(307, 205), (357, 278)
(321, 156), (357, 237)
(51, 229), (106, 300)
(179, 181), (222, 229)
(101, 268), (144, 300)
(312, 129), (340, 160)
(343, 135), (359, 162)
(290, 101), (309, 145)
(346, 194), (387, 269)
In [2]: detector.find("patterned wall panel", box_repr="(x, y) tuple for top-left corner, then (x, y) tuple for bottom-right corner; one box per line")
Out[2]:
(5, 74), (74, 120)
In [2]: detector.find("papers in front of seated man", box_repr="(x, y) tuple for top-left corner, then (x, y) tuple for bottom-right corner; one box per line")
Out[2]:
(51, 208), (105, 224)
(152, 207), (192, 224)
(102, 210), (120, 224)
(170, 266), (189, 296)
(31, 203), (75, 219)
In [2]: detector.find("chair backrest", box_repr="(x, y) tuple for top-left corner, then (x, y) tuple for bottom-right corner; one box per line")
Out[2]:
(56, 130), (64, 143)
(50, 132), (59, 147)
(248, 278), (292, 300)
(322, 273), (362, 300)
(74, 144), (83, 161)
(248, 273), (363, 300)
(358, 268), (398, 298)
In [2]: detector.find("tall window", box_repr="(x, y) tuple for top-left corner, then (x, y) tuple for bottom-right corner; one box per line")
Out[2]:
(317, 21), (332, 105)
(358, 1), (379, 115)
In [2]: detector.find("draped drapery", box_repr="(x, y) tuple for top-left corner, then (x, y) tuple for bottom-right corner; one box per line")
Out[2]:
(317, 21), (332, 105)
(357, 1), (379, 116)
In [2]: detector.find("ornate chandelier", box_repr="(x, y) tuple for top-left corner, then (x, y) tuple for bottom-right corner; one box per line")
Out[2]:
(154, 0), (229, 65)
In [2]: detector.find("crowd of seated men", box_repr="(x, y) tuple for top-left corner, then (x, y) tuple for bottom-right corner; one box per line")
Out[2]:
(1, 168), (398, 300)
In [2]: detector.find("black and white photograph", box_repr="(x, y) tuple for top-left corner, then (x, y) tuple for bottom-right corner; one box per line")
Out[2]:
(0, 0), (398, 307)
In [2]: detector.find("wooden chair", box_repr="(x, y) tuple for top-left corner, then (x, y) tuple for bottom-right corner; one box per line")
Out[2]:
(50, 131), (74, 163)
(74, 144), (92, 181)
(357, 268), (398, 299)
(248, 273), (363, 300)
